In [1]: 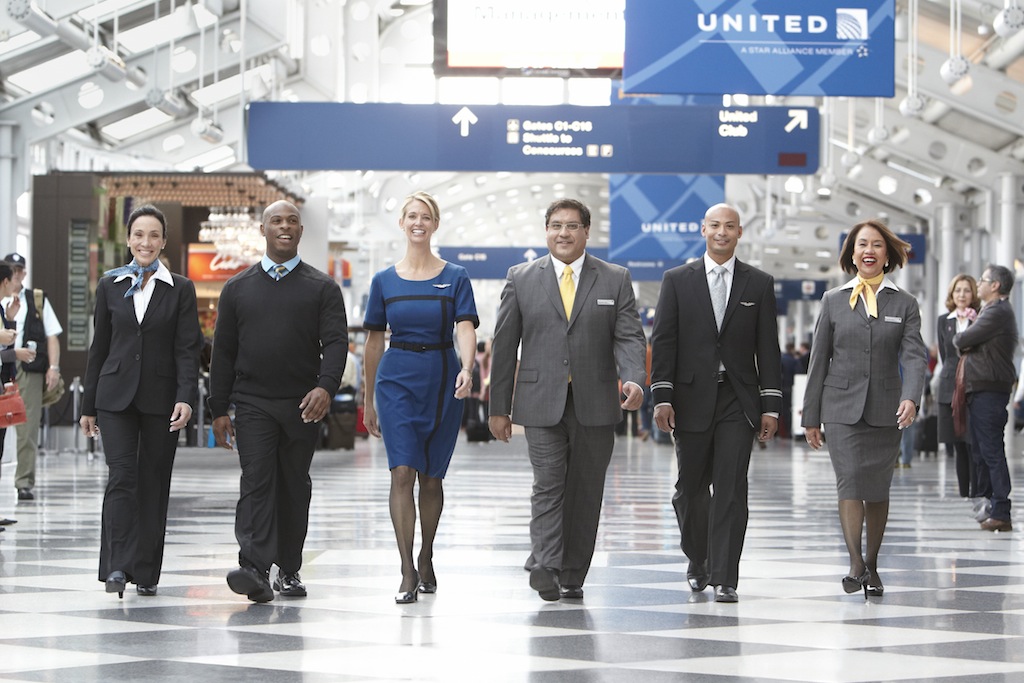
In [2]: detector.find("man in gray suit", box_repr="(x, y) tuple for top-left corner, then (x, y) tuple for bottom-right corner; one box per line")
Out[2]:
(651, 203), (783, 603)
(489, 198), (647, 601)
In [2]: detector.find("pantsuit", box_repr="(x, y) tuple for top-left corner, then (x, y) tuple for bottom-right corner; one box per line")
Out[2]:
(524, 389), (616, 583)
(98, 406), (179, 584)
(651, 257), (783, 590)
(937, 314), (978, 497)
(490, 252), (646, 587)
(82, 270), (201, 586)
(233, 397), (319, 574)
(672, 380), (753, 589)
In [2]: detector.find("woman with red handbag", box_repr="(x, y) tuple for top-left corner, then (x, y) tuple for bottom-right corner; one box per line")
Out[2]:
(0, 262), (37, 528)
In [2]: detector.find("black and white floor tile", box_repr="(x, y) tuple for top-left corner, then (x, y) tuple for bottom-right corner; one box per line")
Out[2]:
(1, 429), (1023, 682)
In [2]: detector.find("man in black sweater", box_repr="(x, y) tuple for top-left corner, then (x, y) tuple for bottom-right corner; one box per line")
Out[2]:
(210, 200), (348, 602)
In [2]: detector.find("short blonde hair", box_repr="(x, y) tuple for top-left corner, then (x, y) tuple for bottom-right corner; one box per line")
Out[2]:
(401, 191), (440, 224)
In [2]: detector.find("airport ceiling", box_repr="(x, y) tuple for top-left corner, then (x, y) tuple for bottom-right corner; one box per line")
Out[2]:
(1, 0), (1024, 285)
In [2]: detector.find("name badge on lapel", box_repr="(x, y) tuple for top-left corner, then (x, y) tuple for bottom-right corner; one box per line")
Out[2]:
(884, 316), (902, 323)
(597, 299), (615, 306)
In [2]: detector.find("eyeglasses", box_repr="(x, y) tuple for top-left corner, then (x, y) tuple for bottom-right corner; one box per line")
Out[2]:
(547, 222), (585, 232)
(979, 278), (994, 283)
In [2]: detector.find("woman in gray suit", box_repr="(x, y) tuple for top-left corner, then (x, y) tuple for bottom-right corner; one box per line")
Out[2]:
(936, 275), (980, 502)
(803, 219), (927, 597)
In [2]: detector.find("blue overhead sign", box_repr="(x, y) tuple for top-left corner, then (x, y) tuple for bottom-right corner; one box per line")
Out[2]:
(248, 102), (819, 175)
(609, 174), (724, 265)
(623, 0), (895, 97)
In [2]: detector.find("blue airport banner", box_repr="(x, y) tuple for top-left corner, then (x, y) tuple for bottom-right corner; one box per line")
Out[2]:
(623, 0), (895, 97)
(609, 174), (725, 265)
(248, 102), (819, 175)
(775, 279), (829, 302)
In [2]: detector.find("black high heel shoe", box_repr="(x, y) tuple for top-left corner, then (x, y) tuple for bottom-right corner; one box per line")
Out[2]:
(864, 568), (884, 597)
(136, 584), (158, 596)
(418, 577), (437, 594)
(841, 569), (868, 594)
(395, 570), (420, 604)
(105, 571), (126, 599)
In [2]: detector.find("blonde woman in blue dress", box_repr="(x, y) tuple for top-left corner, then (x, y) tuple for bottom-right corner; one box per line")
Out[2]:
(362, 192), (479, 603)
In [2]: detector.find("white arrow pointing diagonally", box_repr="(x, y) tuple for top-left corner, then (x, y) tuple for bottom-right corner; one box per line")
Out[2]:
(785, 109), (808, 133)
(452, 106), (478, 137)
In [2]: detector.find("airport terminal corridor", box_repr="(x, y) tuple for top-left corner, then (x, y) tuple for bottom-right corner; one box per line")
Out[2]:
(1, 433), (1023, 682)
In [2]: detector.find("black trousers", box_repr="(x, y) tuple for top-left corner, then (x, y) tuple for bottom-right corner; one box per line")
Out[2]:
(233, 396), (319, 574)
(671, 381), (755, 589)
(97, 406), (179, 585)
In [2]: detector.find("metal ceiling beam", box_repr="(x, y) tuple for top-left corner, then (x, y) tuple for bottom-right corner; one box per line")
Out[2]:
(896, 40), (1024, 139)
(0, 16), (282, 143)
(835, 153), (964, 218)
(864, 105), (1024, 189)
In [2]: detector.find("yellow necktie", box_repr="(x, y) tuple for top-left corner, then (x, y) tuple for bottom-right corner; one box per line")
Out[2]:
(849, 273), (884, 318)
(560, 267), (575, 320)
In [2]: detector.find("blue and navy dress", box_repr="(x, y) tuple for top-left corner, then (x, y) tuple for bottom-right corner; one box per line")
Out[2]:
(364, 263), (479, 478)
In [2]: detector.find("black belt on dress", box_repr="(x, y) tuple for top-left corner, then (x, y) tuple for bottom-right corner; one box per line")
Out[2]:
(715, 371), (728, 383)
(390, 341), (453, 352)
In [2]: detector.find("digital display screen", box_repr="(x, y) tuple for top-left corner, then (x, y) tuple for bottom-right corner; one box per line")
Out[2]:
(433, 0), (624, 77)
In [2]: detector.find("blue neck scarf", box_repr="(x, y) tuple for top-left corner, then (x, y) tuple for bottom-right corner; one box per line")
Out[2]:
(106, 260), (159, 298)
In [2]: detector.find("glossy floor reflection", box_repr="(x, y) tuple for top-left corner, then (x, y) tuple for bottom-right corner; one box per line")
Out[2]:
(1, 431), (1023, 682)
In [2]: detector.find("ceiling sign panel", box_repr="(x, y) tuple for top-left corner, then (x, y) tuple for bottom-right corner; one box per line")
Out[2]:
(623, 0), (895, 97)
(248, 102), (819, 175)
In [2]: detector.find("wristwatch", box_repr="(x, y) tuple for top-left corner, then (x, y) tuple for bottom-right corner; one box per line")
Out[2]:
(49, 365), (59, 372)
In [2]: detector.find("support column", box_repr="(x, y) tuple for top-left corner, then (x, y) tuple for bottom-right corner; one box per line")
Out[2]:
(0, 122), (18, 256)
(998, 173), (1022, 268)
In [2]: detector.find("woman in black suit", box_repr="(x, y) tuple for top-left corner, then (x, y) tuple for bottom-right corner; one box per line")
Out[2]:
(936, 274), (981, 501)
(80, 206), (202, 598)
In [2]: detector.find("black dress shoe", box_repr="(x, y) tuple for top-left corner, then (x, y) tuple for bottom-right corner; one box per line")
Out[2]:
(136, 585), (158, 596)
(687, 561), (710, 592)
(227, 566), (275, 603)
(714, 585), (739, 603)
(529, 567), (561, 601)
(17, 488), (33, 501)
(0, 518), (16, 525)
(105, 571), (127, 599)
(273, 571), (307, 597)
(559, 585), (584, 599)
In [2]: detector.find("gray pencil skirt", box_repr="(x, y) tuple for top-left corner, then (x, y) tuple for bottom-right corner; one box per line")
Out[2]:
(824, 420), (902, 501)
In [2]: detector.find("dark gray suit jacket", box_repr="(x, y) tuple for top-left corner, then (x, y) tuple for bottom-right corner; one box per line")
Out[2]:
(802, 282), (928, 428)
(489, 253), (646, 427)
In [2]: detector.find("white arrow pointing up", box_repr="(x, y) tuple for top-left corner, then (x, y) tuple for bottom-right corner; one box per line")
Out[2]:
(785, 109), (808, 133)
(452, 107), (478, 137)
(523, 248), (538, 262)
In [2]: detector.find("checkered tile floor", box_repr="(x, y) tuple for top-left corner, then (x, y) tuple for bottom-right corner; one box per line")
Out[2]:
(1, 431), (1023, 682)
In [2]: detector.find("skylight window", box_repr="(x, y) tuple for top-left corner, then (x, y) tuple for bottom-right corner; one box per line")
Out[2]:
(6, 51), (92, 94)
(102, 108), (174, 141)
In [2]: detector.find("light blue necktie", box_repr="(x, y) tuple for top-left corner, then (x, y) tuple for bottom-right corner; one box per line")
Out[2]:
(273, 264), (288, 281)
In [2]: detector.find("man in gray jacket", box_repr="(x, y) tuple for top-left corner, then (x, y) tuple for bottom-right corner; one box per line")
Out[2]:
(954, 263), (1017, 532)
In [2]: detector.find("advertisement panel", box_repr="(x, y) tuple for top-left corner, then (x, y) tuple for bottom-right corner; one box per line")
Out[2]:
(624, 0), (895, 97)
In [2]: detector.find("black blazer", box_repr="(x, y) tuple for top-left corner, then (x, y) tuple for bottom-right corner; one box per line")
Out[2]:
(82, 272), (202, 416)
(0, 309), (15, 384)
(651, 258), (783, 431)
(935, 313), (963, 405)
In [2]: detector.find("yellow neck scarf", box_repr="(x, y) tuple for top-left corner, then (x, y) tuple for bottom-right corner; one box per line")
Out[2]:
(850, 273), (884, 318)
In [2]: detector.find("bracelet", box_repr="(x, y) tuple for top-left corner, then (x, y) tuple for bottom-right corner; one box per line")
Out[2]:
(49, 366), (60, 371)
(461, 367), (473, 373)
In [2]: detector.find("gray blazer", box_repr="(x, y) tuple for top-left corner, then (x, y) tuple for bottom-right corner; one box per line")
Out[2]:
(489, 253), (647, 428)
(802, 282), (928, 428)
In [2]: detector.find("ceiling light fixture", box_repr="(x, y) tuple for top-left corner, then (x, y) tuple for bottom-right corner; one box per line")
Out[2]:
(994, 3), (1024, 36)
(86, 45), (127, 80)
(190, 116), (223, 143)
(146, 88), (189, 117)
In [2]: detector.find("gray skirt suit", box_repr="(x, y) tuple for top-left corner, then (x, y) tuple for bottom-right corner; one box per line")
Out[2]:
(802, 281), (928, 500)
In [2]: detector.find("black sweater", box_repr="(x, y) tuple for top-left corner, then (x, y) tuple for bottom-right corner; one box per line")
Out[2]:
(208, 262), (348, 417)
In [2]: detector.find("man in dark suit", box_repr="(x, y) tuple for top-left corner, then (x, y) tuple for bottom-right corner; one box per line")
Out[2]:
(651, 203), (782, 603)
(210, 201), (348, 602)
(489, 198), (647, 601)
